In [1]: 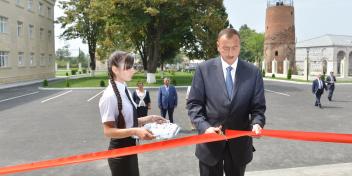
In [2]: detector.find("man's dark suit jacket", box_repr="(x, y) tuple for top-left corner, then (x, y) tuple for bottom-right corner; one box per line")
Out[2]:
(187, 58), (266, 166)
(158, 85), (178, 109)
(312, 79), (327, 94)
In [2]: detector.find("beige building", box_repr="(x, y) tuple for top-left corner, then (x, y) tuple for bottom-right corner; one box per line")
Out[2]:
(0, 0), (55, 84)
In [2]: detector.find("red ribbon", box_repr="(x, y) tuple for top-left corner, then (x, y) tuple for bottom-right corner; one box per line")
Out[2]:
(1, 129), (352, 175)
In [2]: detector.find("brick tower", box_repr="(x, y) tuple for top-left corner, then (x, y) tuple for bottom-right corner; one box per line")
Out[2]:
(264, 0), (296, 74)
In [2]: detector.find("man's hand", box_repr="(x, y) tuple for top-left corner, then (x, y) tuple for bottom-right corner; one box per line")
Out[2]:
(252, 124), (262, 137)
(204, 126), (223, 135)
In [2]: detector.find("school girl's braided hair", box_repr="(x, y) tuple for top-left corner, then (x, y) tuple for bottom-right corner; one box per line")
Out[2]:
(107, 51), (134, 128)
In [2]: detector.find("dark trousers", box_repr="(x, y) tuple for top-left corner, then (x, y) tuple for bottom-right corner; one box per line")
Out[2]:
(108, 138), (139, 176)
(315, 89), (323, 106)
(199, 143), (246, 176)
(328, 85), (335, 100)
(136, 106), (148, 118)
(160, 107), (174, 123)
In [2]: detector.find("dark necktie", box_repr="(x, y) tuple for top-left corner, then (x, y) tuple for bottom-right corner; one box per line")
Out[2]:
(125, 87), (138, 127)
(225, 66), (234, 99)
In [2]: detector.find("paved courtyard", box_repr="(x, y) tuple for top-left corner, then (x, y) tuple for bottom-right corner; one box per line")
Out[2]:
(0, 80), (352, 176)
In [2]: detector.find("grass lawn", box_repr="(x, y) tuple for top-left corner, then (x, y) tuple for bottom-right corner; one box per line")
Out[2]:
(48, 71), (194, 88)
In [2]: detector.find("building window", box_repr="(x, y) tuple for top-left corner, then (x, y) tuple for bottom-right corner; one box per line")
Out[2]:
(0, 51), (9, 68)
(48, 54), (52, 65)
(275, 51), (278, 56)
(30, 53), (34, 65)
(28, 0), (33, 10)
(40, 28), (44, 39)
(39, 2), (43, 15)
(0, 16), (8, 33)
(29, 24), (34, 39)
(16, 0), (21, 5)
(17, 21), (23, 37)
(40, 53), (45, 66)
(18, 52), (24, 66)
(47, 7), (51, 18)
(48, 30), (52, 40)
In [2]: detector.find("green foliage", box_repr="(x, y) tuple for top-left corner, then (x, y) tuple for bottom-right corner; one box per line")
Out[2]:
(171, 77), (177, 86)
(287, 68), (292, 80)
(65, 72), (69, 76)
(320, 74), (325, 81)
(272, 74), (276, 78)
(100, 80), (106, 87)
(239, 25), (264, 63)
(71, 69), (78, 75)
(43, 79), (48, 87)
(262, 69), (266, 77)
(57, 0), (105, 71)
(93, 0), (229, 73)
(82, 69), (87, 74)
(65, 79), (70, 87)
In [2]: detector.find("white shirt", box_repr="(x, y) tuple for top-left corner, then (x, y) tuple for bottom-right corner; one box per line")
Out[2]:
(99, 81), (136, 128)
(221, 57), (238, 83)
(136, 89), (147, 107)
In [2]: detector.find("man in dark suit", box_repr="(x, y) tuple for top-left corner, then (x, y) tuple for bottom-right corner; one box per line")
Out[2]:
(312, 74), (327, 108)
(187, 28), (266, 176)
(158, 77), (178, 123)
(326, 71), (336, 101)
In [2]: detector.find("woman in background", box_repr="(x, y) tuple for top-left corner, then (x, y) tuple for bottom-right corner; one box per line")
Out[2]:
(132, 81), (151, 118)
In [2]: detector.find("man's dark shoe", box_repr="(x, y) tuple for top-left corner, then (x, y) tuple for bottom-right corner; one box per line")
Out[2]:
(328, 98), (332, 101)
(319, 104), (322, 108)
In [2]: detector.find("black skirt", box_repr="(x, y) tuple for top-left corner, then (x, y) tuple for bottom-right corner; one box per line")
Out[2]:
(108, 137), (139, 176)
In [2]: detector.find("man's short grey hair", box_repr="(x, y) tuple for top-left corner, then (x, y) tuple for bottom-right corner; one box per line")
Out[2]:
(164, 77), (170, 81)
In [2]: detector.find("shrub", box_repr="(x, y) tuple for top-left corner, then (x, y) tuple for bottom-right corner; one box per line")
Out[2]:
(66, 79), (70, 87)
(79, 71), (82, 74)
(287, 68), (292, 80)
(272, 74), (276, 78)
(82, 69), (87, 74)
(262, 69), (266, 77)
(71, 69), (78, 75)
(65, 72), (69, 76)
(43, 79), (48, 87)
(171, 77), (177, 86)
(100, 80), (106, 87)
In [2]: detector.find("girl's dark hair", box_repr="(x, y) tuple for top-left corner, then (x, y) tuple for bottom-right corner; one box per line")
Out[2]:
(107, 51), (135, 129)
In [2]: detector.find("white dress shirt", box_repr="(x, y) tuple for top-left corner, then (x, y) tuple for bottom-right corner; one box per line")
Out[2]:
(99, 81), (136, 128)
(221, 57), (238, 83)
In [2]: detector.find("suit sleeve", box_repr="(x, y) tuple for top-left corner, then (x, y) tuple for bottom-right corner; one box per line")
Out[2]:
(174, 87), (178, 106)
(250, 69), (266, 128)
(187, 66), (211, 134)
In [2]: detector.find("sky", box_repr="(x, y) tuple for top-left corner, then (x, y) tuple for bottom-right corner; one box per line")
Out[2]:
(54, 0), (352, 56)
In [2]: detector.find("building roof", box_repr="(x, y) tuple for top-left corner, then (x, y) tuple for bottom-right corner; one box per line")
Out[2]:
(296, 34), (352, 48)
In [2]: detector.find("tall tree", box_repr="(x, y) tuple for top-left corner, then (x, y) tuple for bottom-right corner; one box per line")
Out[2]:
(93, 0), (228, 83)
(57, 0), (105, 76)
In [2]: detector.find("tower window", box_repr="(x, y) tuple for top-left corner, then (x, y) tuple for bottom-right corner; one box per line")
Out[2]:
(275, 51), (278, 56)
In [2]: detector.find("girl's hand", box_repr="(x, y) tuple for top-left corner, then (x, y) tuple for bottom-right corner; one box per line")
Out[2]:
(135, 128), (155, 140)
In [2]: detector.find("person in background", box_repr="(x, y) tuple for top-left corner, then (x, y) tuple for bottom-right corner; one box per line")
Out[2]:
(158, 77), (178, 123)
(312, 73), (327, 108)
(132, 81), (151, 118)
(326, 71), (336, 101)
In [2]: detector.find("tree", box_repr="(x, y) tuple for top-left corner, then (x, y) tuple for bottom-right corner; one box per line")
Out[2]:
(92, 0), (229, 83)
(55, 44), (71, 61)
(57, 0), (105, 76)
(239, 25), (264, 65)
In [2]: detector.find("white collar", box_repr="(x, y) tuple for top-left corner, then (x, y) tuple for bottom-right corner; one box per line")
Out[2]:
(220, 57), (238, 72)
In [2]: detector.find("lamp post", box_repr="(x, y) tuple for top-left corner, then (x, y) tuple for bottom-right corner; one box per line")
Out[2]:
(306, 48), (310, 81)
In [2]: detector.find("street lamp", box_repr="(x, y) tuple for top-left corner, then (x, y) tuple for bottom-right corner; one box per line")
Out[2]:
(306, 48), (310, 81)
